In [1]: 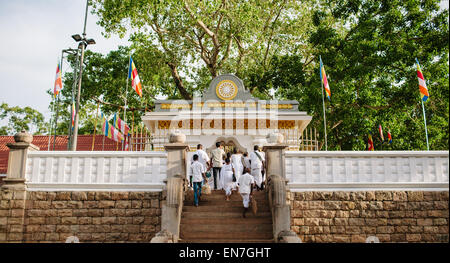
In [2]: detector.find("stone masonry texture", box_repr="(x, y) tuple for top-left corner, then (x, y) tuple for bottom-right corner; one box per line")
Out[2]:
(0, 190), (163, 243)
(289, 191), (449, 243)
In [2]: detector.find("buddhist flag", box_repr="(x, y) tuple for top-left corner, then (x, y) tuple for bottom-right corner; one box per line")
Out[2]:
(128, 56), (143, 97)
(71, 101), (75, 127)
(54, 61), (63, 98)
(320, 57), (331, 100)
(416, 58), (429, 102)
(387, 129), (393, 144)
(102, 113), (124, 142)
(124, 134), (130, 151)
(378, 124), (384, 141)
(101, 113), (112, 139)
(113, 113), (130, 136)
(110, 125), (124, 142)
(368, 134), (374, 151)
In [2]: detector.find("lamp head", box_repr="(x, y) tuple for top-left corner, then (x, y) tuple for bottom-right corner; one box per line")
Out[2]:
(71, 34), (82, 42)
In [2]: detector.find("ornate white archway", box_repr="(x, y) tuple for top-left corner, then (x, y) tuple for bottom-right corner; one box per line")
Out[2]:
(205, 136), (247, 155)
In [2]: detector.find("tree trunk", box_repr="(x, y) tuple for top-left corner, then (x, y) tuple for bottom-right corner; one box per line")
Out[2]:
(167, 62), (192, 100)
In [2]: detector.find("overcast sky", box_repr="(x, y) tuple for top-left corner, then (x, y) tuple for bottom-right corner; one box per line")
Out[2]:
(0, 0), (448, 125)
(0, 0), (129, 124)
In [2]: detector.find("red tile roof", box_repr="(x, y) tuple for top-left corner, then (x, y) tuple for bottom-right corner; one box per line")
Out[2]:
(0, 135), (128, 175)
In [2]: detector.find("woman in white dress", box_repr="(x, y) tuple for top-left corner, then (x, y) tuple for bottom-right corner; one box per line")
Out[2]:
(230, 148), (243, 190)
(220, 157), (235, 201)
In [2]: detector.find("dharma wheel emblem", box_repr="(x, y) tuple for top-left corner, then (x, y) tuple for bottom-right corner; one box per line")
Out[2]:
(216, 80), (238, 100)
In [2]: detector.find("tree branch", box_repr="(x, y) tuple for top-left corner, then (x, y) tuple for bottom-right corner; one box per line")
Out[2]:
(91, 97), (154, 112)
(263, 0), (286, 68)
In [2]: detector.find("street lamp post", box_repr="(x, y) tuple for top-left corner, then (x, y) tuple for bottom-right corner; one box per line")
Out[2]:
(70, 0), (95, 151)
(67, 48), (80, 150)
(52, 48), (78, 151)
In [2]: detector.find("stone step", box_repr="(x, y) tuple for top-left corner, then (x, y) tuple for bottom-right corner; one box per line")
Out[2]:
(180, 238), (274, 243)
(187, 189), (266, 195)
(183, 199), (269, 207)
(180, 230), (273, 240)
(182, 211), (271, 219)
(180, 217), (272, 225)
(185, 193), (267, 202)
(180, 223), (273, 233)
(182, 205), (270, 213)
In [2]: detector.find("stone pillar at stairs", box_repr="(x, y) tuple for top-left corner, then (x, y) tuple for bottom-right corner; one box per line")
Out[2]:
(2, 130), (39, 190)
(1, 130), (38, 242)
(263, 132), (301, 243)
(151, 131), (189, 243)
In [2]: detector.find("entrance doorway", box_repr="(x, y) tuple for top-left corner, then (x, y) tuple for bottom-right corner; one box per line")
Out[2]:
(205, 136), (247, 156)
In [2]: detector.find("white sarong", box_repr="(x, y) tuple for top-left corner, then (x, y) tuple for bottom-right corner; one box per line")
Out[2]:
(240, 193), (250, 208)
(221, 164), (234, 196)
(251, 168), (262, 188)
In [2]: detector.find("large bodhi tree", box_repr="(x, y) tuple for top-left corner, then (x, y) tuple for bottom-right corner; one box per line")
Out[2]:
(48, 0), (448, 151)
(91, 0), (317, 99)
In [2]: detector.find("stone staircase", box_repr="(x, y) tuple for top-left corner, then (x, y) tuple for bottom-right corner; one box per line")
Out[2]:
(180, 189), (274, 243)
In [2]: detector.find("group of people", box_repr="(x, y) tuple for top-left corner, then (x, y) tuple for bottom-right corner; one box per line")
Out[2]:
(189, 142), (265, 218)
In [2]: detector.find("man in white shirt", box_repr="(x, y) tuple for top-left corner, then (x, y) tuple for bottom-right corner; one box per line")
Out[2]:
(190, 154), (207, 207)
(237, 167), (255, 218)
(210, 142), (226, 190)
(249, 145), (265, 191)
(190, 144), (210, 187)
(191, 144), (210, 170)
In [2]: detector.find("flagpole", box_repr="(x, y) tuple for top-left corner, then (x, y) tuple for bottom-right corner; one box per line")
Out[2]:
(91, 102), (99, 151)
(68, 48), (80, 150)
(421, 100), (430, 151)
(415, 58), (430, 151)
(123, 55), (131, 150)
(51, 55), (64, 150)
(47, 96), (55, 151)
(102, 133), (105, 151)
(319, 56), (328, 151)
(53, 92), (60, 150)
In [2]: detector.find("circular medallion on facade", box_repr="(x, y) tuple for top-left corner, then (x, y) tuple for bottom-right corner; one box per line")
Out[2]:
(216, 80), (238, 100)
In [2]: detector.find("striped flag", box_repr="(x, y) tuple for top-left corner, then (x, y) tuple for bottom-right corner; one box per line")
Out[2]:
(110, 125), (124, 142)
(368, 134), (374, 151)
(54, 61), (63, 98)
(113, 113), (130, 136)
(378, 124), (384, 141)
(71, 101), (75, 127)
(128, 56), (143, 97)
(101, 113), (112, 139)
(416, 58), (429, 102)
(124, 134), (130, 151)
(102, 113), (124, 142)
(320, 57), (331, 100)
(387, 129), (393, 144)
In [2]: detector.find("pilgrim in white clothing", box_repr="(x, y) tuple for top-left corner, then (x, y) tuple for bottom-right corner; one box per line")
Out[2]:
(220, 161), (235, 200)
(231, 153), (243, 189)
(237, 171), (254, 208)
(249, 149), (265, 189)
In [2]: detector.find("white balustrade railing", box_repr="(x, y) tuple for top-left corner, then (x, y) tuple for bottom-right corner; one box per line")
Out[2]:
(25, 151), (167, 191)
(285, 151), (449, 191)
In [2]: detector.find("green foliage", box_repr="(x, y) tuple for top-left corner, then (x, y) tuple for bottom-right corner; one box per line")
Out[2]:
(0, 103), (47, 135)
(44, 0), (448, 151)
(256, 0), (449, 150)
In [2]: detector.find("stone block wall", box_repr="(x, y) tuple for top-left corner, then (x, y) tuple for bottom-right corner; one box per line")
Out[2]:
(0, 189), (163, 243)
(289, 191), (449, 243)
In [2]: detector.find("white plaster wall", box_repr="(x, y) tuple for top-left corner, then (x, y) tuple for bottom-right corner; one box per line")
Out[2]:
(25, 151), (167, 191)
(285, 151), (449, 191)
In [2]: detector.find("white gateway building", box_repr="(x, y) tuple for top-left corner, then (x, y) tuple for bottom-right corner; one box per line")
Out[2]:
(142, 74), (314, 154)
